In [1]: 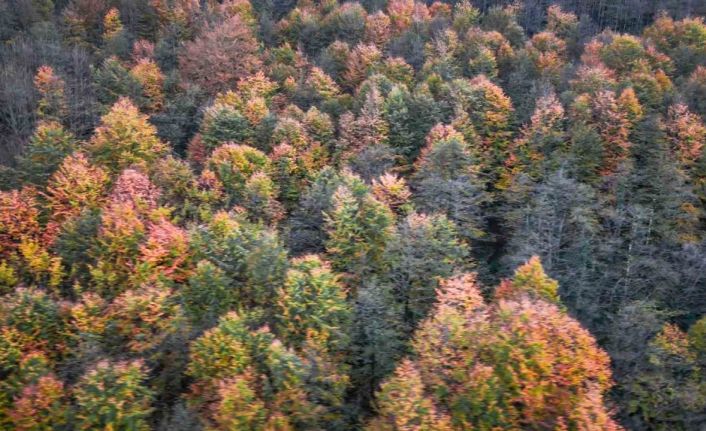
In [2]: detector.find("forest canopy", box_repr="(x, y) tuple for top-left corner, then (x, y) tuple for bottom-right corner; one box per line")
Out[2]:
(2, 0), (706, 429)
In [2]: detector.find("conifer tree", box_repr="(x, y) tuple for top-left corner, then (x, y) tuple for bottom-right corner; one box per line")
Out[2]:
(384, 212), (469, 330)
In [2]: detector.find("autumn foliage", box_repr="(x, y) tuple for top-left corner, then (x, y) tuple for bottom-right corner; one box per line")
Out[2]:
(3, 2), (706, 430)
(369, 265), (620, 430)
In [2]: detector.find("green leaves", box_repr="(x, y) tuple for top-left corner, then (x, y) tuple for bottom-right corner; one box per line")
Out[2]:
(73, 360), (154, 431)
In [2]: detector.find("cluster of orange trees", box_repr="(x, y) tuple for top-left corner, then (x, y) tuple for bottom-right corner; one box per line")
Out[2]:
(2, 0), (706, 429)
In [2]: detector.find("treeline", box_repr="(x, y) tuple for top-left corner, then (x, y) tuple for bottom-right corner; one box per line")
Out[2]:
(2, 0), (706, 430)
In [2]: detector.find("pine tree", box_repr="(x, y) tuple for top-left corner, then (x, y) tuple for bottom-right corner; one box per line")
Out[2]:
(287, 167), (344, 254)
(180, 260), (233, 327)
(93, 57), (145, 108)
(18, 122), (76, 186)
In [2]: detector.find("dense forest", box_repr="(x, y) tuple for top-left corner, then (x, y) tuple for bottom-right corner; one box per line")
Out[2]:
(2, 0), (706, 429)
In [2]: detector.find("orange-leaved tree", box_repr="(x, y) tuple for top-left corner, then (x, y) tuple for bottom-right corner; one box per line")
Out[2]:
(368, 258), (621, 430)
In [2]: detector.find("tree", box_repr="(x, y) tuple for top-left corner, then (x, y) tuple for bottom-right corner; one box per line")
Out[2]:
(179, 14), (262, 95)
(44, 153), (109, 229)
(85, 97), (168, 174)
(570, 90), (632, 178)
(526, 31), (567, 84)
(371, 172), (412, 215)
(502, 91), (567, 187)
(275, 254), (351, 353)
(546, 5), (578, 51)
(240, 171), (284, 225)
(450, 75), (514, 185)
(180, 259), (233, 327)
(93, 57), (145, 109)
(342, 44), (382, 90)
(0, 288), (68, 360)
(0, 188), (41, 258)
(90, 169), (160, 298)
(189, 211), (288, 313)
(369, 270), (621, 430)
(0, 352), (67, 430)
(685, 66), (706, 118)
(136, 217), (191, 283)
(186, 311), (348, 429)
(200, 100), (255, 152)
(336, 87), (389, 164)
(625, 322), (706, 430)
(384, 212), (469, 331)
(383, 85), (439, 162)
(102, 8), (124, 42)
(324, 173), (394, 283)
(73, 360), (154, 431)
(287, 167), (344, 254)
(412, 125), (487, 241)
(599, 34), (650, 76)
(130, 58), (165, 112)
(18, 121), (76, 186)
(643, 14), (706, 76)
(502, 169), (598, 319)
(366, 359), (452, 431)
(105, 283), (182, 353)
(664, 103), (705, 167)
(495, 255), (560, 304)
(481, 4), (524, 48)
(364, 11), (391, 48)
(7, 374), (67, 430)
(206, 143), (270, 205)
(34, 66), (68, 123)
